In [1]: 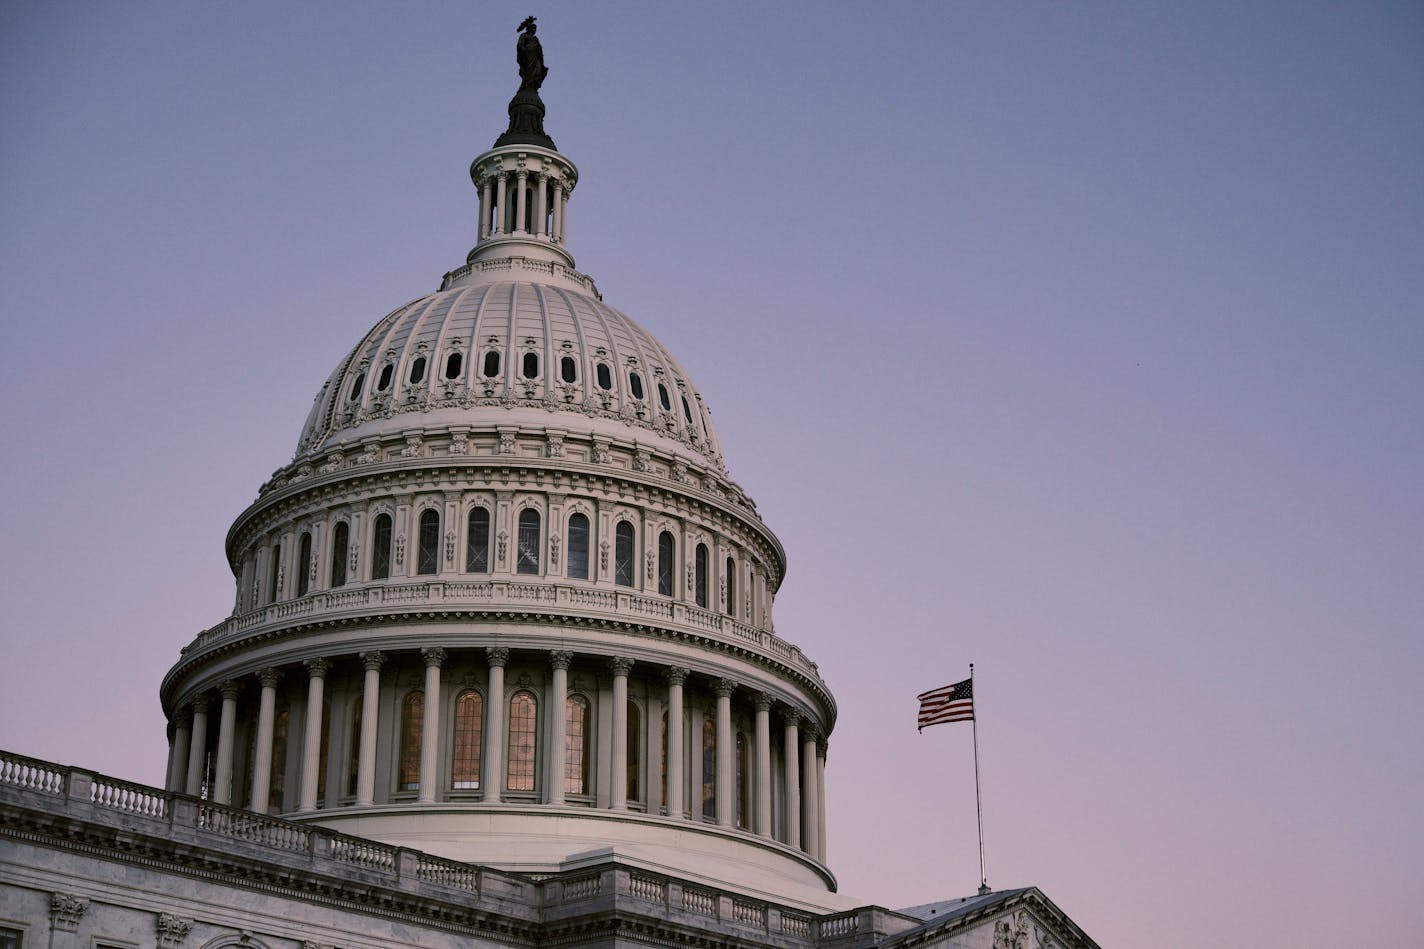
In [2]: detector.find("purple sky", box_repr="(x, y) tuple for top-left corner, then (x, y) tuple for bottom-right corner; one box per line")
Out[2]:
(2, 2), (1421, 945)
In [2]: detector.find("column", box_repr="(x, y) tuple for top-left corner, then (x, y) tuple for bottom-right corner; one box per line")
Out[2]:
(483, 647), (508, 803)
(479, 176), (492, 240)
(250, 668), (281, 813)
(547, 651), (572, 805)
(753, 693), (772, 837)
(356, 651), (384, 806)
(418, 647), (446, 804)
(551, 181), (564, 243)
(817, 738), (828, 862)
(714, 679), (734, 826)
(802, 726), (820, 857)
(494, 173), (508, 234)
(665, 667), (687, 818)
(610, 657), (634, 810)
(213, 681), (240, 805)
(298, 657), (331, 812)
(514, 170), (528, 233)
(168, 708), (192, 793)
(184, 696), (209, 797)
(558, 187), (568, 244)
(534, 173), (548, 237)
(782, 708), (801, 849)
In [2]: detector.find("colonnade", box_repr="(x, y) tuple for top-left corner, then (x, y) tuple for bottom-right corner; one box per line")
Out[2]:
(478, 170), (569, 244)
(166, 647), (829, 862)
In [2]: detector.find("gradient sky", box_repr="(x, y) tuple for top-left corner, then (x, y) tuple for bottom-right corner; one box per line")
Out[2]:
(2, 3), (1421, 946)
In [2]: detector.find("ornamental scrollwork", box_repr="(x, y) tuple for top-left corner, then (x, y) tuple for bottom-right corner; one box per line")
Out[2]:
(49, 893), (89, 932)
(156, 913), (194, 948)
(450, 431), (469, 454)
(445, 529), (457, 564)
(394, 534), (406, 567)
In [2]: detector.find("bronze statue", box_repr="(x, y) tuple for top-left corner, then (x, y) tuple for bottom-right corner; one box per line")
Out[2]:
(516, 16), (548, 93)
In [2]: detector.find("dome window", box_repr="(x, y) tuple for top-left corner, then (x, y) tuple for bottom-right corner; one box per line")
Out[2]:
(409, 356), (427, 385)
(615, 521), (635, 587)
(507, 692), (539, 792)
(451, 690), (483, 790)
(681, 396), (694, 424)
(330, 522), (349, 588)
(694, 543), (709, 609)
(377, 364), (393, 391)
(372, 513), (393, 580)
(444, 352), (463, 380)
(561, 356), (577, 383)
(596, 363), (613, 391)
(567, 512), (589, 580)
(657, 531), (675, 596)
(466, 507), (490, 573)
(417, 509), (439, 575)
(483, 351), (501, 378)
(522, 352), (539, 379)
(348, 372), (365, 402)
(658, 383), (671, 412)
(629, 372), (645, 400)
(517, 509), (541, 575)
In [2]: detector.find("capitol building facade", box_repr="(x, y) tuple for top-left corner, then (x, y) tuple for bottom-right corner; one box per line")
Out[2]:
(0, 26), (1098, 949)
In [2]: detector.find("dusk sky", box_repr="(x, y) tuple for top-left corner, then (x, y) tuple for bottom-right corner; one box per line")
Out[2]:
(2, 2), (1421, 946)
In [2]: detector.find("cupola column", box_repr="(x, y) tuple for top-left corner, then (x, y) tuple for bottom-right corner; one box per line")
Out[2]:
(781, 708), (801, 849)
(212, 681), (240, 804)
(558, 185), (569, 244)
(753, 693), (773, 837)
(714, 679), (735, 827)
(664, 667), (688, 819)
(167, 708), (192, 793)
(801, 726), (821, 858)
(610, 657), (634, 810)
(546, 651), (572, 805)
(479, 177), (492, 240)
(418, 648), (447, 804)
(817, 738), (829, 862)
(494, 173), (508, 235)
(184, 696), (209, 797)
(483, 648), (509, 803)
(298, 658), (331, 812)
(355, 652), (385, 806)
(250, 668), (282, 813)
(514, 169), (528, 234)
(534, 173), (548, 237)
(551, 181), (564, 243)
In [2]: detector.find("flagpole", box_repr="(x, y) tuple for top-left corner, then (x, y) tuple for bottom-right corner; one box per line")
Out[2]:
(971, 662), (989, 895)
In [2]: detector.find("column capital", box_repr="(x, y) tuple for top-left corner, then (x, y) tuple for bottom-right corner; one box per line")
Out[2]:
(549, 649), (573, 671)
(664, 665), (689, 686)
(360, 650), (387, 671)
(801, 722), (821, 742)
(174, 706), (193, 728)
(609, 656), (635, 677)
(189, 694), (209, 715)
(781, 706), (802, 728)
(818, 737), (829, 759)
(49, 892), (89, 933)
(256, 667), (282, 689)
(421, 647), (447, 668)
(303, 657), (332, 678)
(486, 646), (510, 668)
(714, 677), (736, 698)
(219, 680), (242, 700)
(753, 691), (774, 712)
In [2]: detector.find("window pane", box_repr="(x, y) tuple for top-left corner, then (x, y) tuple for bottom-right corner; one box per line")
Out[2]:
(737, 732), (749, 828)
(517, 509), (541, 575)
(725, 556), (736, 614)
(297, 532), (312, 597)
(695, 544), (708, 608)
(268, 542), (282, 603)
(629, 372), (644, 400)
(596, 363), (612, 390)
(658, 531), (674, 596)
(269, 706), (289, 808)
(452, 691), (483, 789)
(378, 363), (393, 391)
(372, 514), (392, 580)
(565, 695), (590, 795)
(349, 372), (365, 401)
(418, 509), (440, 575)
(702, 718), (716, 819)
(658, 383), (671, 412)
(522, 352), (539, 379)
(445, 351), (463, 379)
(567, 513), (589, 579)
(466, 507), (490, 573)
(507, 693), (538, 791)
(615, 521), (634, 587)
(627, 701), (642, 803)
(345, 694), (362, 797)
(483, 351), (501, 377)
(330, 522), (349, 587)
(399, 692), (423, 791)
(561, 356), (577, 383)
(409, 356), (427, 384)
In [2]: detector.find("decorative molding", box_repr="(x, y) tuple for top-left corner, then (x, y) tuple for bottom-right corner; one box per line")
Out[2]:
(156, 913), (194, 948)
(421, 647), (448, 668)
(608, 656), (634, 677)
(361, 650), (387, 672)
(714, 677), (736, 698)
(49, 892), (88, 932)
(664, 666), (689, 687)
(486, 647), (510, 668)
(304, 657), (332, 679)
(549, 650), (573, 671)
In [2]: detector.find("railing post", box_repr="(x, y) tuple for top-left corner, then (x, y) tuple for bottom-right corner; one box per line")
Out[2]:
(64, 768), (93, 804)
(396, 848), (419, 884)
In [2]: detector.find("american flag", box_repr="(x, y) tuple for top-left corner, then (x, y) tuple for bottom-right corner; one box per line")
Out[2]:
(917, 677), (974, 731)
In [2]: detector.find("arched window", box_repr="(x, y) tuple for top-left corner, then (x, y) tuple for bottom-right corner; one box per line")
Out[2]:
(596, 362), (612, 390)
(658, 531), (675, 596)
(725, 556), (736, 615)
(345, 694), (362, 797)
(372, 514), (393, 580)
(695, 544), (709, 608)
(296, 532), (313, 597)
(507, 692), (538, 792)
(444, 351), (463, 379)
(483, 351), (501, 377)
(517, 509), (541, 575)
(567, 512), (589, 580)
(330, 522), (349, 588)
(417, 509), (440, 576)
(702, 718), (716, 820)
(466, 507), (490, 573)
(451, 691), (483, 790)
(560, 356), (577, 383)
(565, 694), (591, 796)
(614, 521), (635, 587)
(399, 691), (423, 792)
(268, 541), (282, 604)
(627, 701), (642, 804)
(736, 731), (749, 828)
(522, 352), (539, 379)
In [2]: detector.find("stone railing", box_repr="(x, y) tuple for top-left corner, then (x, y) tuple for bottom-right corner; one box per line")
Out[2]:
(181, 580), (822, 687)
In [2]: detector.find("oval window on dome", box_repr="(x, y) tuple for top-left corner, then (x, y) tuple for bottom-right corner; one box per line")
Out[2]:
(681, 396), (694, 424)
(409, 357), (427, 385)
(596, 363), (613, 391)
(561, 356), (577, 383)
(445, 352), (463, 380)
(483, 351), (501, 378)
(629, 372), (644, 400)
(522, 352), (539, 379)
(349, 372), (365, 402)
(658, 383), (671, 412)
(377, 363), (393, 391)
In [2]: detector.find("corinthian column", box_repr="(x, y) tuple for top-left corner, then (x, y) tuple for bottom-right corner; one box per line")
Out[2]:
(753, 693), (772, 837)
(483, 647), (508, 803)
(547, 651), (572, 805)
(212, 681), (241, 805)
(250, 668), (281, 813)
(610, 657), (634, 810)
(298, 658), (331, 812)
(817, 738), (829, 862)
(355, 651), (384, 806)
(418, 647), (447, 803)
(168, 707), (192, 793)
(665, 666), (687, 819)
(802, 725), (820, 857)
(184, 696), (209, 797)
(782, 707), (801, 849)
(714, 678), (735, 827)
